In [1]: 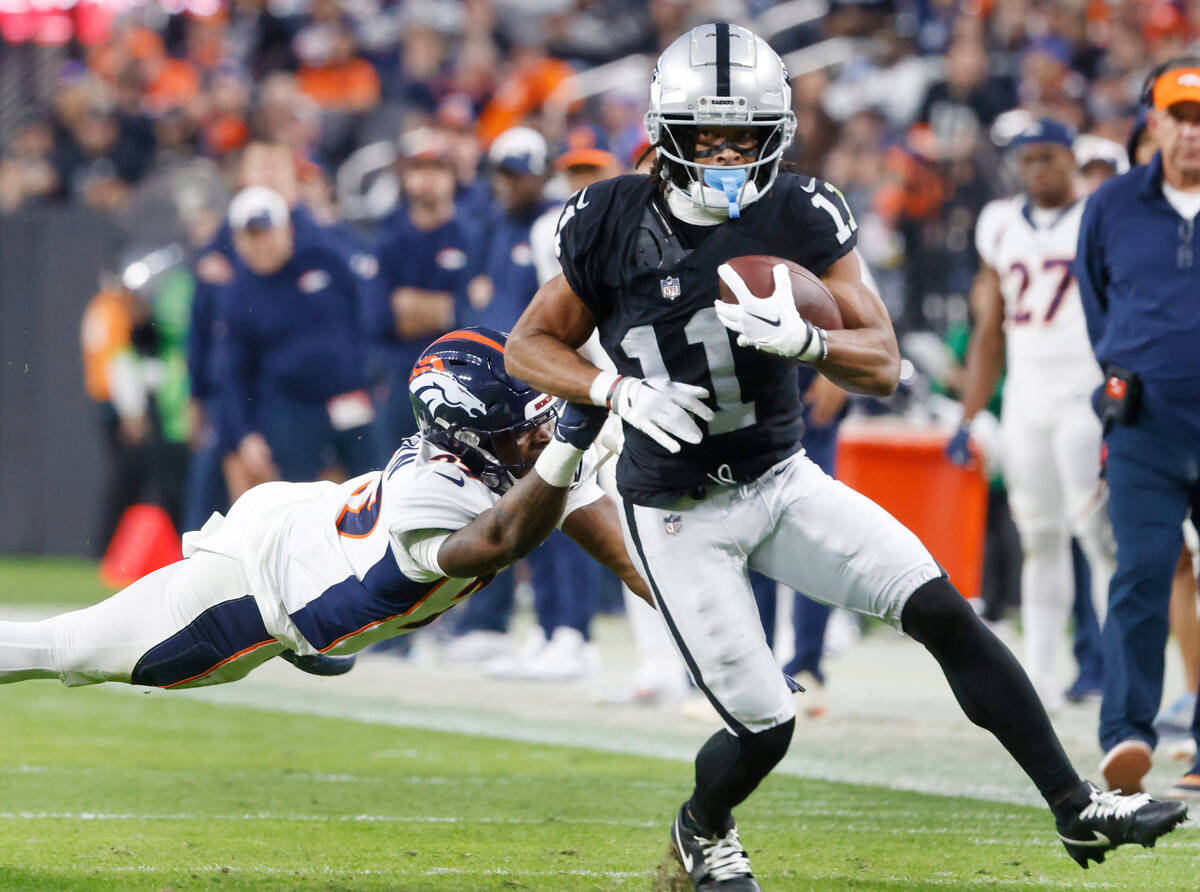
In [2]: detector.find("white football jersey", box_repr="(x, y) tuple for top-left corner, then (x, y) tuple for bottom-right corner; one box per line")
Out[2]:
(974, 196), (1101, 405)
(183, 436), (604, 655)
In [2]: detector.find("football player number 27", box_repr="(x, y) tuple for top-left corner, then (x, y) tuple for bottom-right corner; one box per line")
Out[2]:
(622, 308), (756, 435)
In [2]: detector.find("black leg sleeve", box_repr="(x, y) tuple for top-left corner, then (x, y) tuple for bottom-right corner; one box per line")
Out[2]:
(901, 577), (1083, 808)
(687, 718), (795, 834)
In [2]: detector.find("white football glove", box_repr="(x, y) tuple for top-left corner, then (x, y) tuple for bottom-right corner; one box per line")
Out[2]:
(589, 372), (713, 454)
(714, 262), (826, 362)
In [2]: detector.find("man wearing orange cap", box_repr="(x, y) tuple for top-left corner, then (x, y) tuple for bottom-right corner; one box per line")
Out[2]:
(1077, 56), (1200, 799)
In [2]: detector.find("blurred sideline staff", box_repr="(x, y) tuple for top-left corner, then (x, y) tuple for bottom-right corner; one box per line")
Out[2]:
(222, 185), (375, 488)
(369, 128), (476, 458)
(1076, 57), (1200, 799)
(81, 249), (191, 554)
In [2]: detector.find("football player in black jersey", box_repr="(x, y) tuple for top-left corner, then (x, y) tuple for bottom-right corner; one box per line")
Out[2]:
(507, 23), (1185, 890)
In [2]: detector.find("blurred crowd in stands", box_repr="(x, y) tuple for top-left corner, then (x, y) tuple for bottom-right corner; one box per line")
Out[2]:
(3, 0), (1195, 324)
(3, 0), (1198, 693)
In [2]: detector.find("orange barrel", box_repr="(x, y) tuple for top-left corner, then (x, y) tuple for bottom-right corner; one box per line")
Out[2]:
(835, 420), (987, 599)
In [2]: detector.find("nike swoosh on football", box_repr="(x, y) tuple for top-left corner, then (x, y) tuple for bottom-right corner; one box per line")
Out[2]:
(673, 822), (694, 872)
(745, 309), (781, 328)
(1058, 830), (1111, 847)
(575, 186), (589, 209)
(434, 471), (465, 487)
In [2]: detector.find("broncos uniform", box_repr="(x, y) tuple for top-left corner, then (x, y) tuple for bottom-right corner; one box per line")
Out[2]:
(557, 170), (942, 734)
(0, 427), (602, 690)
(974, 194), (1115, 700)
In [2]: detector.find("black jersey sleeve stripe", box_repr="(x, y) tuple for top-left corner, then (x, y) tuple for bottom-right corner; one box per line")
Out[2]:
(715, 22), (730, 96)
(622, 498), (751, 737)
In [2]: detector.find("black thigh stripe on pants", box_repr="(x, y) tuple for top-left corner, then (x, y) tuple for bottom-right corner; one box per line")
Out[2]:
(622, 498), (751, 737)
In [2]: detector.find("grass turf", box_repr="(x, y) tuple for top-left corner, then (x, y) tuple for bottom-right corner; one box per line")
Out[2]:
(0, 558), (1195, 889)
(0, 682), (1195, 891)
(0, 557), (112, 609)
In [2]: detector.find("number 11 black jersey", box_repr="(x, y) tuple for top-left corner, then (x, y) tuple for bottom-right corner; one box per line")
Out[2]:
(556, 173), (858, 506)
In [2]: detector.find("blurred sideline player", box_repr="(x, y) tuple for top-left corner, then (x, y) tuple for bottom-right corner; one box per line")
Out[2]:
(479, 127), (630, 682)
(1067, 135), (1130, 703)
(0, 329), (648, 694)
(508, 25), (1184, 889)
(948, 120), (1116, 713)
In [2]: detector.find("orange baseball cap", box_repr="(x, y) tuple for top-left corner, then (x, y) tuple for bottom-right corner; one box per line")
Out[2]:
(557, 147), (619, 171)
(1153, 68), (1200, 109)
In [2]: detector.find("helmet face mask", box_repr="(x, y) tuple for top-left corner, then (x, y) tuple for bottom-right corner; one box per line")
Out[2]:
(446, 404), (557, 491)
(645, 23), (797, 214)
(409, 328), (559, 493)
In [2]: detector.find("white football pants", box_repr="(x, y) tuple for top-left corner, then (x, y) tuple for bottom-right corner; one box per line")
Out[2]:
(618, 450), (942, 734)
(1001, 397), (1114, 703)
(0, 552), (285, 688)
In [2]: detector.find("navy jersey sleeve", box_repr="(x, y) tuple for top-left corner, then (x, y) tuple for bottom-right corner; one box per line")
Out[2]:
(554, 178), (623, 321)
(784, 176), (859, 277)
(1075, 190), (1111, 353)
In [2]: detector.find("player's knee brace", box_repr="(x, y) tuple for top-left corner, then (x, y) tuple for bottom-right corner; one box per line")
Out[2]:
(900, 576), (980, 658)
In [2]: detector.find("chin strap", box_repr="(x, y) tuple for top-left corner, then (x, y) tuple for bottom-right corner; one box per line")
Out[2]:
(665, 172), (761, 225)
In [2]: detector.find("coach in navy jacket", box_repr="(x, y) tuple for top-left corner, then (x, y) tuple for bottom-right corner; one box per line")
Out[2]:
(1075, 58), (1200, 795)
(368, 130), (477, 457)
(222, 186), (376, 484)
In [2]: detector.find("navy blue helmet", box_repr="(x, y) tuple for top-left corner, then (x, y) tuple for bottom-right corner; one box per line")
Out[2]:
(408, 327), (558, 492)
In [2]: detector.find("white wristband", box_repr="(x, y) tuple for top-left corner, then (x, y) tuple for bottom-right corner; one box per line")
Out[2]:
(532, 437), (585, 488)
(797, 325), (827, 363)
(588, 370), (620, 407)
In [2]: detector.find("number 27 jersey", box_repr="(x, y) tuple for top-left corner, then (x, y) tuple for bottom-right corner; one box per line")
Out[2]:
(974, 196), (1101, 404)
(556, 173), (858, 506)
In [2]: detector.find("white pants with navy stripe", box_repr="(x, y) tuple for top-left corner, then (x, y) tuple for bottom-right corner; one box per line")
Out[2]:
(618, 450), (942, 735)
(0, 552), (285, 688)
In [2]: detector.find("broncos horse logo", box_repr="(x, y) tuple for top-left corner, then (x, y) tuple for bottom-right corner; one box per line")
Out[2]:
(411, 367), (490, 420)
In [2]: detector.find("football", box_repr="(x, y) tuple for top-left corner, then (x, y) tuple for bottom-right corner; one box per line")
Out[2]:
(718, 254), (844, 331)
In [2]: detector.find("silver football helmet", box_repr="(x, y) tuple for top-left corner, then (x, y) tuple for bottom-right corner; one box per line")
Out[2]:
(645, 23), (796, 216)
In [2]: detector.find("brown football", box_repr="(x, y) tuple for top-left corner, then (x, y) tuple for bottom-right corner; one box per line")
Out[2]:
(718, 254), (844, 331)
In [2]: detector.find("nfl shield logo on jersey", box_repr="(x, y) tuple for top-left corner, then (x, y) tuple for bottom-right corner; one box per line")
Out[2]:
(663, 513), (682, 535)
(660, 276), (681, 301)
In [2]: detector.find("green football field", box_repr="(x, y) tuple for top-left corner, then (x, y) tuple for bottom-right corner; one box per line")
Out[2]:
(1, 559), (1197, 890)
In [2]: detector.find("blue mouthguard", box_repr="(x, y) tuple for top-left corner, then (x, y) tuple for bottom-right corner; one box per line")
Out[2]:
(703, 168), (747, 219)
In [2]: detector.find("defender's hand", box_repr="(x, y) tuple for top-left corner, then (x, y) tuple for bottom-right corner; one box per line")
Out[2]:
(608, 377), (713, 454)
(553, 401), (610, 451)
(945, 424), (975, 468)
(714, 262), (825, 362)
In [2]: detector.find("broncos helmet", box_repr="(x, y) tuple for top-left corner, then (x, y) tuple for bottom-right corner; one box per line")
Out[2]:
(409, 327), (559, 493)
(645, 22), (796, 214)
